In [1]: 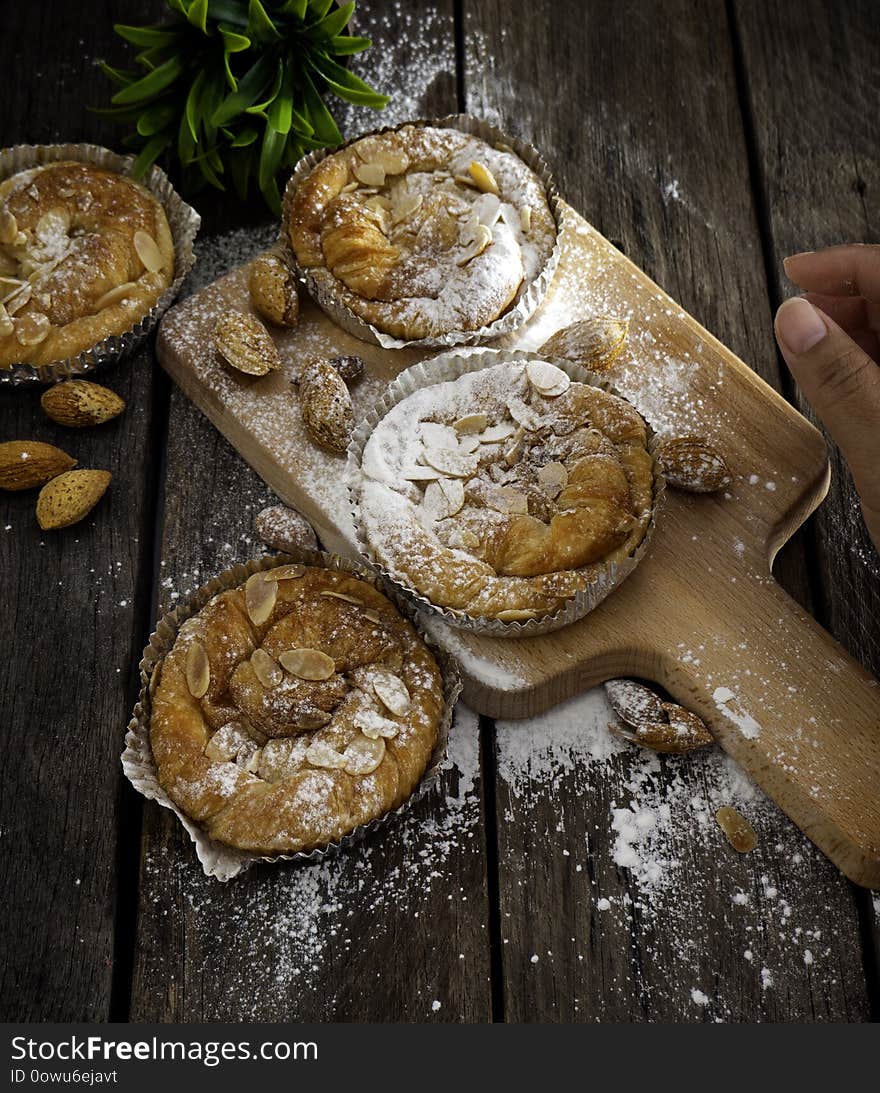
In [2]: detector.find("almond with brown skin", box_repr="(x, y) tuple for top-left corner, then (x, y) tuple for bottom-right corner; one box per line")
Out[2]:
(0, 440), (76, 491)
(214, 311), (280, 376)
(299, 358), (354, 453)
(539, 317), (629, 372)
(41, 380), (125, 428)
(36, 469), (111, 530)
(248, 252), (299, 328)
(604, 678), (713, 754)
(657, 435), (731, 493)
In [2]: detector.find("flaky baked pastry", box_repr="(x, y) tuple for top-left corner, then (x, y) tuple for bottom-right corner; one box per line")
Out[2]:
(0, 161), (174, 368)
(356, 360), (656, 621)
(288, 125), (556, 341)
(150, 564), (444, 854)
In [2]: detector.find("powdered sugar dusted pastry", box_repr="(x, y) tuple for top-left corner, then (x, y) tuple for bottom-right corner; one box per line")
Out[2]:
(355, 361), (655, 621)
(287, 125), (556, 341)
(0, 161), (174, 368)
(150, 564), (444, 854)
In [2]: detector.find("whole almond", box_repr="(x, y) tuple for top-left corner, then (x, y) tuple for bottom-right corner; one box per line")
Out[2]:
(248, 252), (299, 328)
(0, 440), (76, 491)
(41, 380), (125, 428)
(539, 317), (629, 372)
(657, 435), (731, 493)
(214, 311), (280, 376)
(299, 358), (354, 454)
(36, 469), (111, 530)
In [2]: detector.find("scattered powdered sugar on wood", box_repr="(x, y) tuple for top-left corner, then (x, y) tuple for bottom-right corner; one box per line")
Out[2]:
(494, 688), (860, 1019)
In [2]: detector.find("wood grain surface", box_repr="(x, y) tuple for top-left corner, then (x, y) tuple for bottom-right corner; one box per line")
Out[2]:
(0, 0), (877, 1023)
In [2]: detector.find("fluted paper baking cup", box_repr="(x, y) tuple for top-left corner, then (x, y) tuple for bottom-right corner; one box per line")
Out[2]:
(122, 549), (461, 882)
(348, 348), (666, 638)
(280, 114), (569, 350)
(0, 143), (200, 386)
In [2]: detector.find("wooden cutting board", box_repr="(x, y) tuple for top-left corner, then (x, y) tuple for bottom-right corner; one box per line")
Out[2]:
(157, 202), (880, 887)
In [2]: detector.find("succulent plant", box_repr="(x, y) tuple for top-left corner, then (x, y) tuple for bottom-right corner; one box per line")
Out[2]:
(99, 0), (389, 213)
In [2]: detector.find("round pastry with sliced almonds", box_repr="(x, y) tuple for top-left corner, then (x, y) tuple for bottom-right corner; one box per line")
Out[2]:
(287, 124), (557, 341)
(149, 563), (445, 854)
(0, 160), (174, 368)
(355, 359), (657, 622)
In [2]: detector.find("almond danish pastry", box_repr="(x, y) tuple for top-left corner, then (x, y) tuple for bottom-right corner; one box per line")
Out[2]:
(149, 563), (445, 855)
(354, 359), (657, 623)
(0, 160), (174, 368)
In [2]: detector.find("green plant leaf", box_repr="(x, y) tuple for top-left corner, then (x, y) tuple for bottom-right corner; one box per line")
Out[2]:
(97, 61), (136, 87)
(137, 100), (178, 136)
(132, 134), (171, 178)
(307, 0), (334, 19)
(184, 70), (206, 141)
(267, 59), (295, 134)
(280, 0), (308, 18)
(244, 58), (283, 115)
(230, 125), (260, 147)
(114, 23), (179, 48)
(219, 26), (250, 53)
(329, 34), (371, 55)
(212, 53), (275, 124)
(207, 0), (249, 25)
(111, 55), (184, 105)
(177, 110), (197, 165)
(187, 0), (209, 33)
(247, 0), (282, 43)
(307, 1), (354, 39)
(309, 53), (389, 107)
(301, 67), (342, 145)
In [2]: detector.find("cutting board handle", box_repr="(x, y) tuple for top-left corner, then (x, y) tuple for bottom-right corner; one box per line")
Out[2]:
(655, 568), (880, 887)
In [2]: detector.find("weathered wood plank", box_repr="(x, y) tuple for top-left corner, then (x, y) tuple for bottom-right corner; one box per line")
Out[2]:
(464, 0), (870, 1020)
(130, 1), (494, 1022)
(0, 0), (162, 1021)
(731, 0), (880, 1012)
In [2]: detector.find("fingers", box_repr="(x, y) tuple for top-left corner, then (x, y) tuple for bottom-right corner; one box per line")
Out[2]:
(802, 294), (880, 360)
(775, 297), (880, 520)
(783, 243), (880, 300)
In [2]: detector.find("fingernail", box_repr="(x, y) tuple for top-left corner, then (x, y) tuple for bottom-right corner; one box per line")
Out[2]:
(775, 297), (828, 354)
(783, 250), (815, 273)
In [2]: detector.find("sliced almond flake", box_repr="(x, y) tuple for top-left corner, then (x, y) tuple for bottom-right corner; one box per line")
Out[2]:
(457, 223), (493, 266)
(421, 421), (459, 449)
(372, 671), (411, 716)
(245, 571), (277, 625)
(715, 806), (758, 853)
(251, 647), (282, 689)
(498, 487), (529, 514)
(537, 461), (568, 497)
(94, 281), (137, 310)
(526, 359), (571, 397)
(15, 312), (50, 346)
(320, 590), (363, 605)
(185, 640), (210, 699)
(353, 162), (386, 187)
(391, 192), (423, 225)
(457, 435), (480, 455)
(363, 609), (383, 624)
(519, 206), (532, 232)
(0, 304), (13, 338)
(305, 740), (347, 771)
(422, 447), (479, 478)
(340, 181), (358, 193)
(496, 608), (540, 621)
(205, 723), (251, 763)
(237, 745), (262, 773)
(263, 564), (305, 582)
(478, 422), (516, 444)
(422, 480), (448, 522)
(468, 160), (500, 195)
(133, 230), (163, 273)
(279, 647), (335, 681)
(454, 413), (488, 435)
(0, 208), (17, 246)
(506, 396), (541, 431)
(504, 428), (527, 467)
(401, 464), (446, 481)
(342, 735), (385, 776)
(355, 710), (401, 740)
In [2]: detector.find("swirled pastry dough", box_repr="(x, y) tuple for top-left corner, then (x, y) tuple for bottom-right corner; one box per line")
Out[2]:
(288, 125), (556, 340)
(0, 161), (174, 367)
(356, 362), (655, 621)
(150, 565), (444, 854)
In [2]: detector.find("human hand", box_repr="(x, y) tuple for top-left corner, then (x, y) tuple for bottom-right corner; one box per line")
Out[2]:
(774, 244), (880, 552)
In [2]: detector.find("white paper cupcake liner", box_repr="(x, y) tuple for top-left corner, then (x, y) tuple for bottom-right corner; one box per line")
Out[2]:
(280, 114), (569, 350)
(121, 548), (461, 882)
(348, 348), (666, 637)
(0, 143), (200, 386)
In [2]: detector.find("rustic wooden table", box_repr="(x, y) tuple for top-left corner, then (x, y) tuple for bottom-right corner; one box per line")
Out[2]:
(1, 0), (878, 1023)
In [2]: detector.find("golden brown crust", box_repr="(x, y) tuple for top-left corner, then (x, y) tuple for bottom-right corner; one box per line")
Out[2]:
(288, 125), (556, 340)
(356, 362), (656, 620)
(0, 161), (174, 367)
(150, 566), (444, 854)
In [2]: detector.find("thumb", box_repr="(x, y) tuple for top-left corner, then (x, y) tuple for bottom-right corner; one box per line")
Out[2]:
(775, 296), (880, 530)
